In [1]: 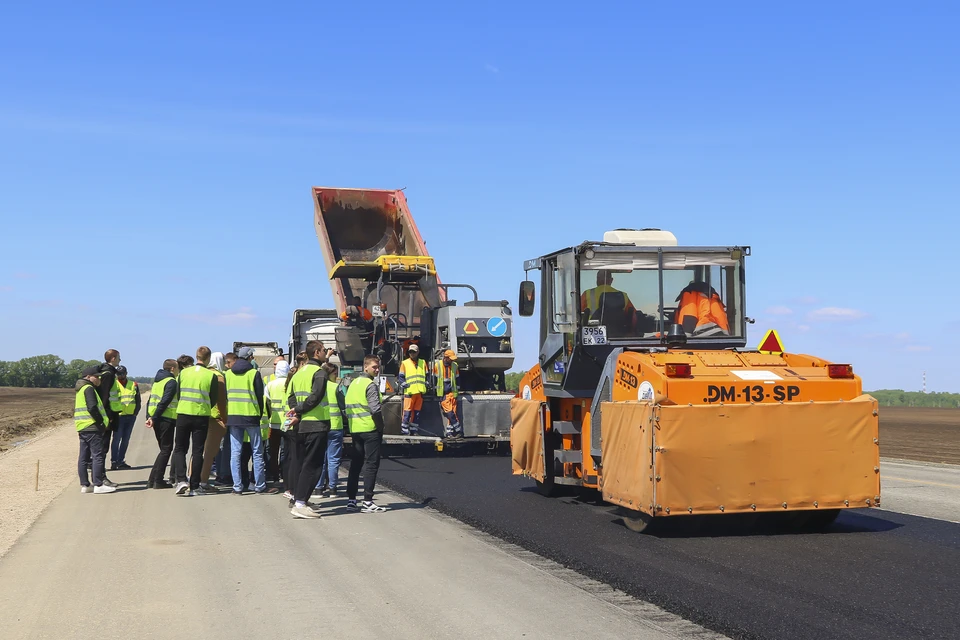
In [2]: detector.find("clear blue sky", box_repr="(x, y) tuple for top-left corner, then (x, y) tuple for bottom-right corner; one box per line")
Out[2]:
(1, 2), (956, 391)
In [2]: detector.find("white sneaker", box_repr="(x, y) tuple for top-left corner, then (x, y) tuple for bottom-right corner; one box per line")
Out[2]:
(282, 491), (294, 500)
(93, 484), (117, 494)
(80, 485), (93, 494)
(361, 500), (387, 513)
(175, 482), (190, 496)
(291, 505), (321, 519)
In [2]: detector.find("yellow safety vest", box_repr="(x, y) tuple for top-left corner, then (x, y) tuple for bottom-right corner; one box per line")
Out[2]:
(401, 358), (427, 395)
(433, 361), (458, 397)
(119, 379), (138, 415)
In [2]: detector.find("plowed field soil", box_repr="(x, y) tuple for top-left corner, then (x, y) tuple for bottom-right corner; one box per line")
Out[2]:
(0, 387), (74, 451)
(880, 406), (960, 464)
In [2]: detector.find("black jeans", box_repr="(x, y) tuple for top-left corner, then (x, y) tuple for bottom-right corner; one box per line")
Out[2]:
(282, 429), (300, 494)
(294, 430), (328, 503)
(172, 415), (209, 489)
(78, 429), (105, 487)
(148, 417), (176, 486)
(347, 430), (382, 503)
(267, 428), (282, 482)
(239, 441), (253, 490)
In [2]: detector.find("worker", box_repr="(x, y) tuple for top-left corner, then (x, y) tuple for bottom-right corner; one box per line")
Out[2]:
(673, 282), (730, 335)
(580, 270), (638, 329)
(110, 365), (141, 470)
(262, 354), (286, 385)
(214, 352), (238, 487)
(316, 363), (344, 498)
(398, 344), (426, 436)
(196, 350), (229, 493)
(226, 346), (275, 495)
(75, 365), (115, 494)
(341, 295), (373, 327)
(433, 349), (462, 439)
(170, 354), (195, 487)
(286, 340), (333, 518)
(280, 362), (299, 499)
(145, 358), (179, 489)
(263, 359), (290, 483)
(172, 347), (219, 497)
(344, 355), (387, 512)
(94, 349), (121, 488)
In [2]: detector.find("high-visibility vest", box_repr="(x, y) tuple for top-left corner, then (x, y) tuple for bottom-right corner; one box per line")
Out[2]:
(345, 376), (380, 433)
(225, 369), (259, 417)
(108, 377), (123, 413)
(265, 377), (288, 425)
(119, 379), (139, 415)
(401, 358), (427, 395)
(75, 384), (106, 431)
(433, 361), (458, 397)
(209, 367), (225, 420)
(289, 363), (329, 422)
(147, 377), (178, 420)
(327, 381), (343, 431)
(581, 285), (629, 313)
(177, 365), (216, 417)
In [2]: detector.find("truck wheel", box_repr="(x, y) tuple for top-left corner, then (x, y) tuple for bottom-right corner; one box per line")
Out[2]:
(805, 509), (841, 530)
(619, 507), (653, 533)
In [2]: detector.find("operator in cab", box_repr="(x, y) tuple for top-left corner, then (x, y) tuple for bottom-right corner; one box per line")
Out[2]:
(580, 269), (647, 337)
(341, 295), (373, 328)
(672, 281), (730, 335)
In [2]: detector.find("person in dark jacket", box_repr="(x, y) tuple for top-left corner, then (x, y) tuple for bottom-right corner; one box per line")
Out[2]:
(226, 347), (276, 494)
(146, 359), (179, 489)
(76, 366), (116, 494)
(95, 349), (121, 488)
(286, 341), (332, 517)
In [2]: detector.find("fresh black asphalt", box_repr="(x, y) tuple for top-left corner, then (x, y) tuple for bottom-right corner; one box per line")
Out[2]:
(376, 454), (960, 640)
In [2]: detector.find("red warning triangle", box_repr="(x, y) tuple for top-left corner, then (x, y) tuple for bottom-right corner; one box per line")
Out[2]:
(757, 329), (784, 354)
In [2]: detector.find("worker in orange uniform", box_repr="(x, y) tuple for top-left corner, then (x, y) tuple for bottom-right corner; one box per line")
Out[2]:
(398, 344), (426, 436)
(433, 349), (462, 439)
(341, 295), (373, 327)
(672, 282), (730, 335)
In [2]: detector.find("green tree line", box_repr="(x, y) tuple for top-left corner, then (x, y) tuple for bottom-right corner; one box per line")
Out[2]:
(0, 355), (101, 388)
(868, 389), (960, 408)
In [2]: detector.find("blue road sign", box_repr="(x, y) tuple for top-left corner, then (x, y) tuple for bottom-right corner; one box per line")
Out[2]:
(487, 317), (507, 337)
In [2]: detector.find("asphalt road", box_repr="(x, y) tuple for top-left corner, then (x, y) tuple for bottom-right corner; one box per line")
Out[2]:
(376, 453), (960, 640)
(0, 412), (716, 640)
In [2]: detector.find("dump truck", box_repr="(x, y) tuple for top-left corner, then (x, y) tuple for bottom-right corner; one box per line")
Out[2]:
(309, 186), (515, 449)
(510, 228), (880, 532)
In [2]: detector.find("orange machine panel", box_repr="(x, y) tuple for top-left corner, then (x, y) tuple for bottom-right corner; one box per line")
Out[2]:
(599, 402), (656, 515)
(510, 398), (545, 481)
(653, 394), (880, 515)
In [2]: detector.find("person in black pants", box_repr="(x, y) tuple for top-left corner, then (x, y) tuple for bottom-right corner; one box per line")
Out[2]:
(145, 359), (179, 489)
(286, 341), (332, 518)
(345, 355), (387, 512)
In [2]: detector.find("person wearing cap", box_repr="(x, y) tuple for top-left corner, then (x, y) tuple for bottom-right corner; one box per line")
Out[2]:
(433, 349), (462, 439)
(110, 365), (141, 470)
(226, 346), (276, 495)
(172, 347), (220, 496)
(145, 359), (179, 489)
(398, 343), (426, 436)
(263, 358), (291, 484)
(344, 355), (387, 512)
(75, 365), (116, 494)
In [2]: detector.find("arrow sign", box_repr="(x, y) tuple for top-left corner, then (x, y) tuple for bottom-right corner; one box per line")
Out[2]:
(487, 317), (507, 337)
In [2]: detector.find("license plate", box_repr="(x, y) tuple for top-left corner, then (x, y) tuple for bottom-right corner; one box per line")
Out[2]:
(582, 326), (607, 345)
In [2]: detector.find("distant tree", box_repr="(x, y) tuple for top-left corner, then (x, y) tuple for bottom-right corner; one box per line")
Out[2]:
(15, 354), (66, 388)
(869, 389), (960, 408)
(63, 358), (101, 387)
(505, 372), (524, 392)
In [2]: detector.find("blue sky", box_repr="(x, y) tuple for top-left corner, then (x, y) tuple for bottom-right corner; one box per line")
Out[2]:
(0, 2), (957, 391)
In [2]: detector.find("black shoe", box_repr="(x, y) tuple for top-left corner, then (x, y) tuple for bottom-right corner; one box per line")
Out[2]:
(231, 490), (243, 496)
(153, 480), (173, 489)
(116, 462), (132, 470)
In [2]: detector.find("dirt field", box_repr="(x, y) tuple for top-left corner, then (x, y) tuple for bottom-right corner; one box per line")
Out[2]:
(880, 406), (960, 465)
(0, 387), (74, 451)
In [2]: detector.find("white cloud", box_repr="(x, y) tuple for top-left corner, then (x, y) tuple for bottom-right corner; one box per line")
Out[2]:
(765, 305), (793, 316)
(807, 307), (867, 321)
(797, 324), (811, 332)
(0, 285), (12, 292)
(792, 296), (819, 305)
(180, 307), (257, 326)
(484, 63), (500, 74)
(905, 345), (932, 352)
(14, 272), (36, 279)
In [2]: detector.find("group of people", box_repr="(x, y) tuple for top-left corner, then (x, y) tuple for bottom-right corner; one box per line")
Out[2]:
(74, 341), (389, 518)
